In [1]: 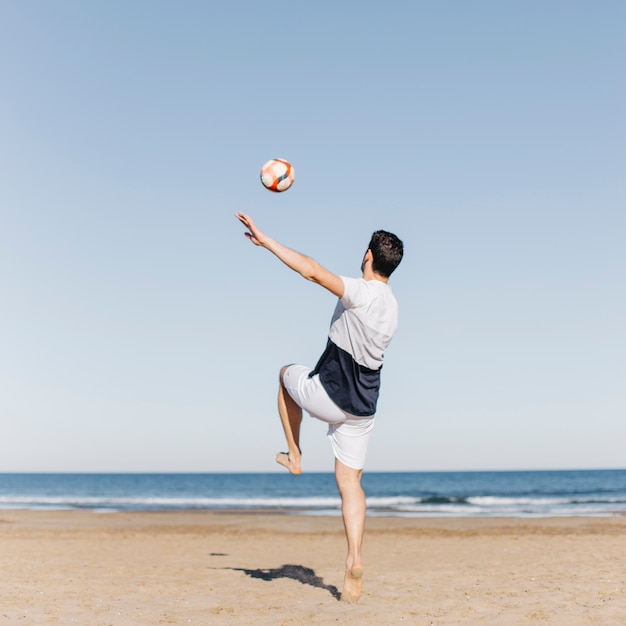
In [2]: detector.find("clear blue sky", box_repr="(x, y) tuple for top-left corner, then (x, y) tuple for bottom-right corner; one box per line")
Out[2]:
(1, 1), (624, 472)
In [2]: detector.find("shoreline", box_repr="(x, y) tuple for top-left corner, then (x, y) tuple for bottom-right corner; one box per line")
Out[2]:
(2, 510), (624, 624)
(2, 508), (626, 535)
(2, 506), (625, 518)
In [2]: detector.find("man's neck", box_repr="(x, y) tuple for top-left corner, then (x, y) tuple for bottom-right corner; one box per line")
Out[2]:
(362, 268), (389, 284)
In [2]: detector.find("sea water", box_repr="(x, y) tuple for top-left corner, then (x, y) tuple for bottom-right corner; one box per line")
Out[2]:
(0, 470), (624, 517)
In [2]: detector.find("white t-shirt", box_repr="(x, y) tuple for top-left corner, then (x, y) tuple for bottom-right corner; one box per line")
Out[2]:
(309, 276), (399, 417)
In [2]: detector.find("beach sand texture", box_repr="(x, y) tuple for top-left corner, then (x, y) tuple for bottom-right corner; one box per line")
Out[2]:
(1, 510), (624, 625)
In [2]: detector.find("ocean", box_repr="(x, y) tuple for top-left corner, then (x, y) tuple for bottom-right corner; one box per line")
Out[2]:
(0, 470), (626, 517)
(0, 470), (625, 517)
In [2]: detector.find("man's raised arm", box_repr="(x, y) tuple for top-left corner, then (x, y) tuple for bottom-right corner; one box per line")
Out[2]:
(235, 211), (344, 298)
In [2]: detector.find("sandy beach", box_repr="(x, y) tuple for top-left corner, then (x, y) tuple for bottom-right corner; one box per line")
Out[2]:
(1, 510), (624, 625)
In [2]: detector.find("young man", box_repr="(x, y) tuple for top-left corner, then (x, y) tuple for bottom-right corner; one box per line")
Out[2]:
(235, 211), (403, 603)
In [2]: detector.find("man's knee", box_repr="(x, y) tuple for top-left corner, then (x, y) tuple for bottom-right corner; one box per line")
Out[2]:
(279, 364), (292, 383)
(335, 460), (363, 490)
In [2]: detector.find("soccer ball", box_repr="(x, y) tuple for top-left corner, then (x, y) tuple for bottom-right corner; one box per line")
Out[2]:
(260, 158), (295, 192)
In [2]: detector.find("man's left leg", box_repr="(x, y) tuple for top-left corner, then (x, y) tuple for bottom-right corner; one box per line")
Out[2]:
(335, 458), (366, 602)
(276, 365), (303, 474)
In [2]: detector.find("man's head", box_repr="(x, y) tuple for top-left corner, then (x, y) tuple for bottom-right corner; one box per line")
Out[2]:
(364, 230), (404, 278)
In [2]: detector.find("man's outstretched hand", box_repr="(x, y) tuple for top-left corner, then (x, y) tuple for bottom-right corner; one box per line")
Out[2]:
(235, 212), (268, 247)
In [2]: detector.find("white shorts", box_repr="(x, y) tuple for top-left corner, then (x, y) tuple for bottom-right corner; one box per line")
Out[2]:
(282, 364), (375, 470)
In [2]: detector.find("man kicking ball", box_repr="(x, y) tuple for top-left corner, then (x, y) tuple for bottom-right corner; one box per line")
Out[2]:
(235, 212), (403, 603)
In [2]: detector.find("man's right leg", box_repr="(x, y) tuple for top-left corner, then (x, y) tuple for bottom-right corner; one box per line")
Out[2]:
(276, 365), (303, 475)
(335, 458), (366, 602)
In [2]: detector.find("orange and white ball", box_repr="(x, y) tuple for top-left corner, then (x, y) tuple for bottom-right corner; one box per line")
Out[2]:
(260, 158), (295, 192)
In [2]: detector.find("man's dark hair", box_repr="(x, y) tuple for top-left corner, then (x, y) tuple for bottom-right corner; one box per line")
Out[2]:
(368, 230), (403, 278)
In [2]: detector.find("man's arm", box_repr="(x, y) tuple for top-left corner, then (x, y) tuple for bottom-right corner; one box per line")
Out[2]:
(235, 211), (344, 298)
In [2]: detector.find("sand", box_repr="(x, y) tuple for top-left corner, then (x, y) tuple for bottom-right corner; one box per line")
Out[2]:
(1, 510), (624, 625)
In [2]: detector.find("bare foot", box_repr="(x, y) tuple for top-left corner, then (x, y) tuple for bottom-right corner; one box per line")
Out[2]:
(340, 566), (363, 603)
(275, 451), (302, 475)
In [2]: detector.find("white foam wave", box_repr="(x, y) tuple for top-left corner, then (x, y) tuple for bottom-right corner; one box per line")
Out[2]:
(467, 496), (571, 506)
(1, 494), (624, 517)
(0, 495), (342, 509)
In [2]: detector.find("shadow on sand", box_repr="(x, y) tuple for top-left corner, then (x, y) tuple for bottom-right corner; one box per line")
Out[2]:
(221, 564), (341, 600)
